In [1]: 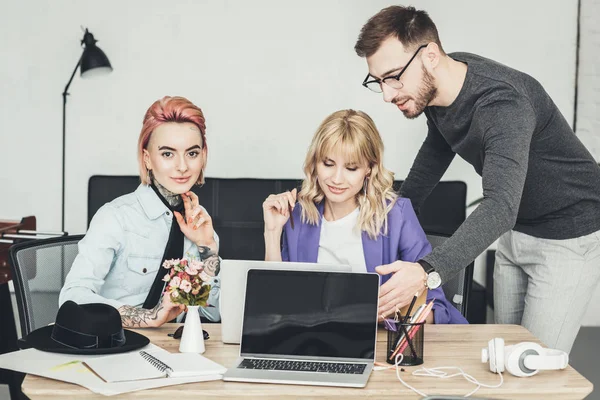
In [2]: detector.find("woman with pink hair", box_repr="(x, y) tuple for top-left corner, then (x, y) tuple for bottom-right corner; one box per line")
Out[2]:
(60, 96), (221, 328)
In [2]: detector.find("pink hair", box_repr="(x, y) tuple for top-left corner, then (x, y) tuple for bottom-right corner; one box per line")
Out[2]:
(137, 96), (208, 185)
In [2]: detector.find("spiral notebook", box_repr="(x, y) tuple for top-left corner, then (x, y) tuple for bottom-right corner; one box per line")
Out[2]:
(84, 349), (227, 383)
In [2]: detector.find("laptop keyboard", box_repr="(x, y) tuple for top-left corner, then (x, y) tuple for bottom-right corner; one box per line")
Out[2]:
(238, 358), (367, 374)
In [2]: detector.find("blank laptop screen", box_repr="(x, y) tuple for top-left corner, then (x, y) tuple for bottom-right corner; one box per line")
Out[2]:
(240, 270), (379, 360)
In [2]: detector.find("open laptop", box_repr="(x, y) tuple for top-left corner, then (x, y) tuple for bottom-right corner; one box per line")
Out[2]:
(220, 260), (351, 344)
(223, 269), (379, 388)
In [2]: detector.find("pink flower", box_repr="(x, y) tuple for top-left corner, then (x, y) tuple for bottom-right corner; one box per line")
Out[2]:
(185, 265), (199, 276)
(169, 276), (181, 288)
(180, 280), (192, 293)
(162, 273), (170, 282)
(162, 259), (179, 269)
(180, 259), (188, 267)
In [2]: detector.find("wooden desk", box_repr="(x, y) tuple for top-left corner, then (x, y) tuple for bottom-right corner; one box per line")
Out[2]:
(22, 324), (593, 399)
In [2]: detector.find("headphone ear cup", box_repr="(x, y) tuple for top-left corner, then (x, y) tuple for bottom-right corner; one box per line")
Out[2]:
(505, 342), (542, 377)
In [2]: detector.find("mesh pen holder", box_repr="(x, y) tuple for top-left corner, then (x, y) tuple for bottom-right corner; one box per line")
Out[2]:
(386, 320), (425, 366)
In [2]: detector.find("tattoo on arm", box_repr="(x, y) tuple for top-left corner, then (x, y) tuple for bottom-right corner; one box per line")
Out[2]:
(198, 245), (220, 277)
(118, 303), (163, 328)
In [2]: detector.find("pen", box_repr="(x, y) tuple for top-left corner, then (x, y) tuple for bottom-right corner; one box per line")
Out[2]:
(392, 292), (419, 352)
(394, 301), (432, 355)
(392, 300), (434, 358)
(392, 296), (419, 360)
(288, 202), (294, 229)
(393, 303), (423, 349)
(396, 303), (434, 356)
(403, 292), (419, 323)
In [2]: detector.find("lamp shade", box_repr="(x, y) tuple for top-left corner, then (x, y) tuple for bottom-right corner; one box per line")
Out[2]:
(80, 29), (112, 78)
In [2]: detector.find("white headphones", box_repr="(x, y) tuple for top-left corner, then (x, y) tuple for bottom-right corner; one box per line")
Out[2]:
(481, 338), (569, 377)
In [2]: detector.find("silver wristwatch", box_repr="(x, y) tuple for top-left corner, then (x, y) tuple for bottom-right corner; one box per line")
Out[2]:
(418, 260), (442, 290)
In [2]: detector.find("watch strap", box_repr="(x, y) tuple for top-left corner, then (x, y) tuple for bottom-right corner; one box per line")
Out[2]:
(417, 259), (435, 274)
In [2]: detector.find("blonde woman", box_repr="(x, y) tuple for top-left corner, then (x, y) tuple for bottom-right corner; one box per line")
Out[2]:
(263, 110), (466, 324)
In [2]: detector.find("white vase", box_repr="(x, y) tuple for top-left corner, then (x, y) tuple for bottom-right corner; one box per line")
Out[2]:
(179, 305), (205, 354)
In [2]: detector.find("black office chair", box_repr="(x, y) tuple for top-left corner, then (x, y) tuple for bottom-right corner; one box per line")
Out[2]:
(88, 175), (302, 260)
(426, 231), (474, 320)
(8, 235), (84, 337)
(90, 176), (468, 260)
(394, 180), (467, 236)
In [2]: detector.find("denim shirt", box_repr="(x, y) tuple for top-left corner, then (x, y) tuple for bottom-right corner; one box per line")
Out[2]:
(59, 184), (221, 321)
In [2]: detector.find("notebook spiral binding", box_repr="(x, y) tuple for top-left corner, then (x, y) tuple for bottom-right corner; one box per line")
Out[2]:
(139, 351), (173, 374)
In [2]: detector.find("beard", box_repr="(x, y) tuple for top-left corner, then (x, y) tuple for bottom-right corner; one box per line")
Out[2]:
(397, 65), (437, 119)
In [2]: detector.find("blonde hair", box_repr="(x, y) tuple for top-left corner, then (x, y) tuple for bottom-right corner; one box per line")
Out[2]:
(298, 110), (397, 239)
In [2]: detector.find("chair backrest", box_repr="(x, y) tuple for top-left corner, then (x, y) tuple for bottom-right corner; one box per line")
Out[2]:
(88, 175), (141, 225)
(393, 180), (466, 236)
(425, 232), (473, 319)
(88, 176), (302, 260)
(8, 235), (84, 337)
(89, 176), (467, 261)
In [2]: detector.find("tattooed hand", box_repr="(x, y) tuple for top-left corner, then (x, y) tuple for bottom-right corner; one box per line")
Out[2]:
(118, 293), (185, 328)
(198, 245), (220, 277)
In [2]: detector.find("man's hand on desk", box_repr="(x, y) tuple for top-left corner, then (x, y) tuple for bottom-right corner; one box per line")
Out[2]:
(119, 293), (186, 328)
(375, 260), (427, 319)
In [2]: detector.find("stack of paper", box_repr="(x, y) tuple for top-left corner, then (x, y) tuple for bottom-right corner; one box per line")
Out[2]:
(0, 344), (225, 396)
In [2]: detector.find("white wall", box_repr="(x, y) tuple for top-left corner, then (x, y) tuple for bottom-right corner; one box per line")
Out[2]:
(577, 0), (600, 159)
(1, 1), (585, 313)
(576, 0), (600, 327)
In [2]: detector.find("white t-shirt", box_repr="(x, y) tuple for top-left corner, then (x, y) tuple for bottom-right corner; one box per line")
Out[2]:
(317, 207), (367, 272)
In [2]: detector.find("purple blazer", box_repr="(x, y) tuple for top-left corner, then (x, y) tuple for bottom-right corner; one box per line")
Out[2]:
(281, 197), (467, 325)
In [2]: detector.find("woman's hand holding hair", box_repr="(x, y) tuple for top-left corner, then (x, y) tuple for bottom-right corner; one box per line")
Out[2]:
(263, 188), (296, 262)
(174, 191), (217, 252)
(262, 188), (297, 232)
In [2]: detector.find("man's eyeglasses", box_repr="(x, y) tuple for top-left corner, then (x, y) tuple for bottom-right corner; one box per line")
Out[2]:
(362, 44), (428, 93)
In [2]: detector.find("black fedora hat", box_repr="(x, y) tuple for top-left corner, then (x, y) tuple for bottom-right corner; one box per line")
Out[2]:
(23, 301), (150, 354)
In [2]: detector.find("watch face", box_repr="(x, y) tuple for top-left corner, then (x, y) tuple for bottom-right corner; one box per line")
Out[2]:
(427, 272), (442, 289)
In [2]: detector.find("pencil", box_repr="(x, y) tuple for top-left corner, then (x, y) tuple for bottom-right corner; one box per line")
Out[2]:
(391, 300), (434, 359)
(394, 300), (434, 357)
(391, 292), (418, 355)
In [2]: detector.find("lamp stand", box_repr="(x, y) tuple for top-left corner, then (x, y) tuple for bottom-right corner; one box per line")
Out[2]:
(61, 57), (82, 233)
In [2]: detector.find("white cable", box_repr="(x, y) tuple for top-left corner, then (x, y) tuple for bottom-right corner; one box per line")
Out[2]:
(394, 354), (428, 397)
(389, 353), (504, 397)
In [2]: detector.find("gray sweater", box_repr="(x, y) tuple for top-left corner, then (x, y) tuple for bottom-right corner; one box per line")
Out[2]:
(400, 52), (600, 283)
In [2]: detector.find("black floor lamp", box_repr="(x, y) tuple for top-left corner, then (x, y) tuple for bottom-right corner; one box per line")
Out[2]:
(62, 28), (112, 232)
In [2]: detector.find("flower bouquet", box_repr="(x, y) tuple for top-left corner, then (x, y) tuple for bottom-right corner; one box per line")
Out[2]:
(162, 258), (212, 306)
(161, 257), (212, 353)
